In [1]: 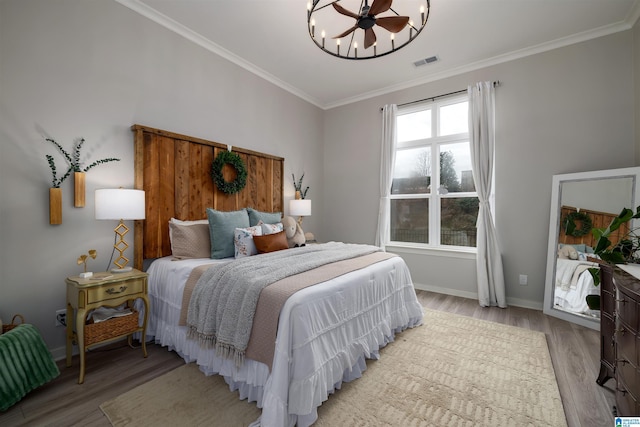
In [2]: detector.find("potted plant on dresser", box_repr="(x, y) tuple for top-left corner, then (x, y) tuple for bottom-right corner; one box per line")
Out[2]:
(587, 206), (640, 309)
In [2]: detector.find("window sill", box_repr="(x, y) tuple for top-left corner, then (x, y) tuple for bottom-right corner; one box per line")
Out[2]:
(385, 243), (477, 260)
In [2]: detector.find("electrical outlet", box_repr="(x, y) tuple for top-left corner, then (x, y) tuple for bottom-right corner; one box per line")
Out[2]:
(519, 274), (528, 286)
(55, 309), (66, 327)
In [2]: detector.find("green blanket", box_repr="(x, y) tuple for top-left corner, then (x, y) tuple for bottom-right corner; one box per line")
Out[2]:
(0, 324), (60, 411)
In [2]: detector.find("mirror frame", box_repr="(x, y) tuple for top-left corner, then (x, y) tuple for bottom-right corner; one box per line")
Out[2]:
(543, 167), (640, 330)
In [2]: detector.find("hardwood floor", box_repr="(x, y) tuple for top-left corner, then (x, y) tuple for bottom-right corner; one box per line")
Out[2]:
(1, 290), (615, 427)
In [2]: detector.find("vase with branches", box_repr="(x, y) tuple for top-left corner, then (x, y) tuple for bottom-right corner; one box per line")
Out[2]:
(45, 137), (120, 207)
(292, 173), (309, 199)
(45, 153), (72, 224)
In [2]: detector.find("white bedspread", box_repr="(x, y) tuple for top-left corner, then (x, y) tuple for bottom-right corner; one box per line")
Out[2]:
(141, 252), (424, 427)
(555, 258), (598, 291)
(554, 259), (599, 315)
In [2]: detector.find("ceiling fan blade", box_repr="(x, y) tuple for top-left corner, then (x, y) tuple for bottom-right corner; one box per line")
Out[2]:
(376, 16), (410, 33)
(368, 0), (392, 16)
(333, 24), (358, 39)
(364, 28), (377, 49)
(332, 2), (359, 19)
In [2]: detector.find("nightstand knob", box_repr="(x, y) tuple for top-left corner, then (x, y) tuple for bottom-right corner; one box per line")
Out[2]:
(106, 285), (128, 294)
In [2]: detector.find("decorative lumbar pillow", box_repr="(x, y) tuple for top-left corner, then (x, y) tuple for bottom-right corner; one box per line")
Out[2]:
(253, 230), (289, 253)
(234, 225), (263, 258)
(247, 208), (282, 227)
(169, 222), (211, 259)
(206, 208), (250, 259)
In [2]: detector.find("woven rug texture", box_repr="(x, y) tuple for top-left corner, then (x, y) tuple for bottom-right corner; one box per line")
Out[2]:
(100, 309), (567, 427)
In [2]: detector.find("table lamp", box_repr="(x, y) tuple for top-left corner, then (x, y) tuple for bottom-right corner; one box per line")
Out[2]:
(95, 188), (145, 273)
(289, 198), (311, 226)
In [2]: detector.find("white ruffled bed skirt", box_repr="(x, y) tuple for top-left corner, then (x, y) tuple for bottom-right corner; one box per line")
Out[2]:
(141, 256), (424, 427)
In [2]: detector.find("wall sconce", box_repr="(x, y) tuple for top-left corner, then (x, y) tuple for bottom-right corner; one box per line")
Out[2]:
(95, 188), (145, 273)
(290, 199), (312, 227)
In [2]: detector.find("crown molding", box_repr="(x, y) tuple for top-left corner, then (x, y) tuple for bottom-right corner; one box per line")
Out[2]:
(325, 18), (637, 109)
(113, 0), (324, 108)
(115, 0), (638, 111)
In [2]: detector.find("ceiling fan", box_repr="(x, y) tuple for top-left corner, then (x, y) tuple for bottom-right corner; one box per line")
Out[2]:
(332, 0), (410, 49)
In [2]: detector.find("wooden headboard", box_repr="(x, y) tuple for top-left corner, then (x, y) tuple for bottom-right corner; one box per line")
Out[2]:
(558, 205), (628, 249)
(132, 124), (284, 270)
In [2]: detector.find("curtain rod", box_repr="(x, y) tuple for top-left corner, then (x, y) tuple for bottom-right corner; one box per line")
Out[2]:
(381, 80), (501, 111)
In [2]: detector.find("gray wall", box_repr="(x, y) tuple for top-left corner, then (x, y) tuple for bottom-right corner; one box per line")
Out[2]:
(322, 31), (635, 308)
(0, 0), (323, 357)
(0, 0), (638, 357)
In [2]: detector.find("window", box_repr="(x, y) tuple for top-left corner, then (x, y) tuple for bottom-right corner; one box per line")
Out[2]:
(390, 95), (479, 249)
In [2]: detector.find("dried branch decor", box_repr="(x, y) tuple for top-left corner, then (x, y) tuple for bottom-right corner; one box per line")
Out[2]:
(45, 137), (120, 174)
(44, 137), (120, 209)
(292, 173), (309, 199)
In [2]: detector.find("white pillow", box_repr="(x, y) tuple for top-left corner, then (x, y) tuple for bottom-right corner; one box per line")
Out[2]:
(259, 221), (283, 235)
(234, 225), (263, 258)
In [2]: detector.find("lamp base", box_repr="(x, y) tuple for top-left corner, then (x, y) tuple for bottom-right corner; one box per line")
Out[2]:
(111, 266), (133, 274)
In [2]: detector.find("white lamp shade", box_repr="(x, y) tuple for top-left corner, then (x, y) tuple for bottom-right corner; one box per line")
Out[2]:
(95, 189), (146, 220)
(290, 199), (311, 217)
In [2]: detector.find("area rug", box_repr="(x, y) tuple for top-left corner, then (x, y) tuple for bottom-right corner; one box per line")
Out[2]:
(100, 309), (567, 427)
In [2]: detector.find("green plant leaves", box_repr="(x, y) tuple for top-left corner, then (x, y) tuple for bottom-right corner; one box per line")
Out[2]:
(591, 206), (640, 266)
(211, 151), (247, 194)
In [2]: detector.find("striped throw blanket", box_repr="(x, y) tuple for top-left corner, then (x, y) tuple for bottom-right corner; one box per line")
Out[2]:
(0, 324), (60, 411)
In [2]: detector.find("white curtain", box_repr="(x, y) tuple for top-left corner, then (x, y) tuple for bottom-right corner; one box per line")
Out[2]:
(468, 82), (506, 308)
(375, 104), (397, 251)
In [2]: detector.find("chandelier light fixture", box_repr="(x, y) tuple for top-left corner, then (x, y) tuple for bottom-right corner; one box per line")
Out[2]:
(307, 0), (430, 60)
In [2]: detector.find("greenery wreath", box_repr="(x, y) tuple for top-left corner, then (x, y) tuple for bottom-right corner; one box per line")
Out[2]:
(563, 211), (593, 237)
(211, 151), (247, 194)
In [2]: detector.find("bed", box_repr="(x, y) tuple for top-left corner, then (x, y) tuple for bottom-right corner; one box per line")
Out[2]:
(131, 125), (424, 427)
(553, 256), (599, 315)
(553, 206), (627, 317)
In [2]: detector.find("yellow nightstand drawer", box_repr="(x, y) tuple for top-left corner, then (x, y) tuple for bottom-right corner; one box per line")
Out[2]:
(86, 279), (144, 304)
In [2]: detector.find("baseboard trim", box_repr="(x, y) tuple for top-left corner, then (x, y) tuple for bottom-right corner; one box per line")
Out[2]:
(413, 283), (543, 311)
(51, 346), (69, 362)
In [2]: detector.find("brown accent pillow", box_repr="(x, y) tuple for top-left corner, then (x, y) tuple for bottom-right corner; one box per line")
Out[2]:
(169, 222), (211, 259)
(253, 230), (288, 254)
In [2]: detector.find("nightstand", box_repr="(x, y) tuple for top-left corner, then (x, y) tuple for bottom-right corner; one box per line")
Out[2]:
(66, 269), (149, 384)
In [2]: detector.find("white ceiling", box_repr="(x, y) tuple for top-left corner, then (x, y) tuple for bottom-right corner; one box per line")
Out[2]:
(116, 0), (640, 109)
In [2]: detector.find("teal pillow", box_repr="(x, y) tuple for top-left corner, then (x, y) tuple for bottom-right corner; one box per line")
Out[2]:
(207, 208), (250, 259)
(247, 208), (282, 226)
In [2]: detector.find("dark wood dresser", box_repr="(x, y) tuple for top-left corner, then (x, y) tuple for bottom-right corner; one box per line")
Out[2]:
(596, 263), (615, 386)
(596, 264), (640, 415)
(612, 266), (640, 416)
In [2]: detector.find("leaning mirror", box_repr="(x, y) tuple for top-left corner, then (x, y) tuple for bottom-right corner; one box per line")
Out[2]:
(543, 167), (640, 330)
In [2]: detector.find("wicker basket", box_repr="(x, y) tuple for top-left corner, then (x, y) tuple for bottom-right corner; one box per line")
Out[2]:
(2, 314), (25, 333)
(84, 312), (139, 346)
